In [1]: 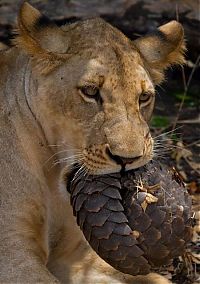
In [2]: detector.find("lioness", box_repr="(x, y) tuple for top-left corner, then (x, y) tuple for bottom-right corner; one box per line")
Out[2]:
(0, 2), (185, 283)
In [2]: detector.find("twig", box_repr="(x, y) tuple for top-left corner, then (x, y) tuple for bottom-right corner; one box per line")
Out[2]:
(172, 55), (200, 132)
(177, 117), (200, 124)
(175, 4), (179, 22)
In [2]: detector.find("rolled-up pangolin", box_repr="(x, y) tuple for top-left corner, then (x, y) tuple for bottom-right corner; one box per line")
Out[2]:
(67, 160), (193, 276)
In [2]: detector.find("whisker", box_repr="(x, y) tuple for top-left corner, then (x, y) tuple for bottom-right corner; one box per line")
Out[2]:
(53, 156), (84, 166)
(154, 142), (181, 150)
(47, 144), (65, 148)
(43, 148), (83, 166)
(43, 150), (74, 166)
(153, 140), (189, 158)
(72, 164), (85, 183)
(153, 126), (183, 139)
(153, 150), (168, 153)
(53, 153), (84, 164)
(47, 145), (82, 153)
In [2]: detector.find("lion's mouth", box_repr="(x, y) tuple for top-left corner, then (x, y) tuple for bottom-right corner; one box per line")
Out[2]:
(80, 143), (153, 175)
(66, 161), (193, 276)
(105, 147), (142, 167)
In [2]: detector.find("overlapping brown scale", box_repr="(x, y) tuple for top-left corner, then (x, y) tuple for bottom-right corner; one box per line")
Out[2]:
(77, 209), (87, 228)
(102, 187), (122, 199)
(130, 213), (151, 232)
(68, 160), (193, 276)
(84, 194), (109, 212)
(148, 208), (166, 227)
(142, 227), (161, 245)
(172, 217), (185, 235)
(113, 223), (132, 235)
(92, 221), (115, 239)
(86, 208), (111, 226)
(183, 226), (193, 241)
(105, 199), (124, 211)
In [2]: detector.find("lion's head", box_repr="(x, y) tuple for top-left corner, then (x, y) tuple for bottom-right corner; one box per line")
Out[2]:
(15, 3), (185, 175)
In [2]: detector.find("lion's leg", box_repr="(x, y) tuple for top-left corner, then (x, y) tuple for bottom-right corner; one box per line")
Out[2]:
(48, 240), (171, 284)
(69, 249), (172, 284)
(47, 230), (88, 283)
(0, 177), (58, 283)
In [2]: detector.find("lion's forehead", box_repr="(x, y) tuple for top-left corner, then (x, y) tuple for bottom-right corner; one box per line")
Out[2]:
(133, 65), (154, 91)
(80, 54), (154, 94)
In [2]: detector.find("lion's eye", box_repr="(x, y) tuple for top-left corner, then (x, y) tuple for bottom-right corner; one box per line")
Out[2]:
(139, 92), (152, 104)
(81, 86), (99, 97)
(80, 85), (102, 104)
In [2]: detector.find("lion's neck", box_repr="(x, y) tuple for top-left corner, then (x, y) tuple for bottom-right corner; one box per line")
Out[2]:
(0, 47), (61, 189)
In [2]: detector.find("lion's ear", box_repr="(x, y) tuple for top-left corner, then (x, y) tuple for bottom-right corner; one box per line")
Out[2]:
(14, 2), (67, 61)
(133, 21), (186, 84)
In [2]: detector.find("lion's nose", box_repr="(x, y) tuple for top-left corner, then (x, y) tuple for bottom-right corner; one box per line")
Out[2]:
(106, 147), (142, 165)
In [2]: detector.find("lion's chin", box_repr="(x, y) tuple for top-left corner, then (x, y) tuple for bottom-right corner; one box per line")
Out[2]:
(125, 155), (153, 172)
(84, 165), (122, 176)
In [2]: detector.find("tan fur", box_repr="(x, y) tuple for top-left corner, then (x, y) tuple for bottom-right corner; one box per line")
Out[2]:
(0, 2), (185, 283)
(0, 42), (8, 50)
